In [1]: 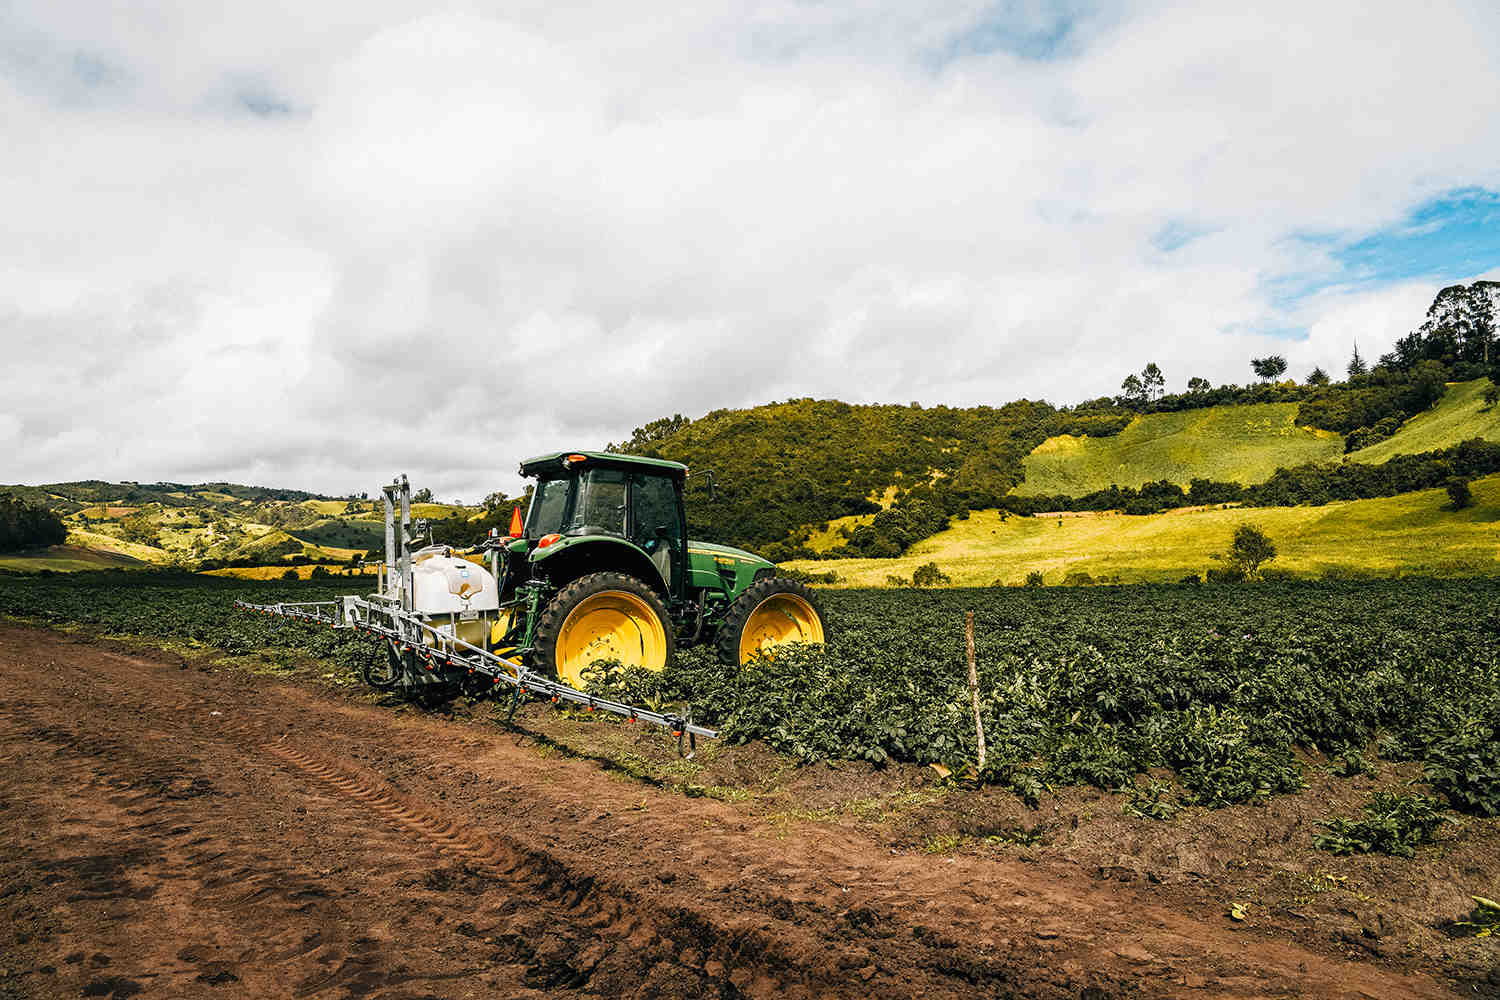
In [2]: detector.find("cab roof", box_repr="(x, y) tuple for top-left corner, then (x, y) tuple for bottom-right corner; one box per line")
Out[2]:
(519, 450), (688, 480)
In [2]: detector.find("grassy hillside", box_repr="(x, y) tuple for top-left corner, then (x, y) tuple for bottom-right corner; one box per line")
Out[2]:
(1017, 403), (1342, 496)
(784, 473), (1500, 586)
(1347, 379), (1500, 463)
(0, 545), (145, 573)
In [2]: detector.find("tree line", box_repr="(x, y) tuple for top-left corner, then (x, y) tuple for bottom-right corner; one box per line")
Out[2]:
(0, 496), (67, 553)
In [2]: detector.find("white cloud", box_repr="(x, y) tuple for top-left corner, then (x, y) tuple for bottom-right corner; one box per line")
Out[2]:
(1, 1), (1498, 500)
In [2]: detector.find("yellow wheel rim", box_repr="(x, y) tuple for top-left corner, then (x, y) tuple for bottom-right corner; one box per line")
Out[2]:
(739, 594), (824, 664)
(555, 590), (668, 688)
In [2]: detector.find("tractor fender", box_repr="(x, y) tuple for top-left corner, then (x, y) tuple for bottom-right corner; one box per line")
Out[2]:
(530, 536), (669, 596)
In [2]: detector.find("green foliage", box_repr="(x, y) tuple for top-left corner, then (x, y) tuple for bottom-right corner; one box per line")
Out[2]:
(1446, 477), (1474, 510)
(1452, 896), (1500, 938)
(1423, 718), (1500, 816)
(7, 576), (1500, 818)
(0, 495), (67, 552)
(1296, 362), (1448, 448)
(1226, 524), (1277, 579)
(910, 562), (951, 587)
(1024, 571), (1044, 588)
(1251, 356), (1288, 382)
(1122, 781), (1181, 820)
(1314, 791), (1450, 858)
(119, 513), (161, 547)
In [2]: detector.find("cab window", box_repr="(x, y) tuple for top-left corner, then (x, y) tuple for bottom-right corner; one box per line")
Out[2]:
(565, 468), (626, 537)
(630, 474), (681, 550)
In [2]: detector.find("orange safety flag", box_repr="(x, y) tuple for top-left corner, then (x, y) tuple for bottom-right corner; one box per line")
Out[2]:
(508, 506), (523, 537)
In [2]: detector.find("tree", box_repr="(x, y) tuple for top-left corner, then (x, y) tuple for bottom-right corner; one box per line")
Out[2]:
(0, 496), (67, 552)
(1141, 363), (1165, 401)
(1307, 366), (1330, 386)
(411, 487), (434, 503)
(911, 562), (951, 587)
(1347, 343), (1367, 378)
(1446, 477), (1474, 510)
(1226, 524), (1277, 580)
(1119, 374), (1146, 406)
(1186, 376), (1211, 394)
(1251, 355), (1289, 382)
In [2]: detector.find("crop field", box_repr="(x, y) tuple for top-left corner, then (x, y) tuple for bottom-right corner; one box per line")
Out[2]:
(5, 571), (1499, 995)
(4, 572), (1496, 821)
(787, 473), (1500, 586)
(1017, 402), (1343, 495)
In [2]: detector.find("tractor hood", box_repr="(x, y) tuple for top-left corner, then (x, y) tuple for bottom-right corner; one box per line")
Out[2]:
(687, 540), (774, 596)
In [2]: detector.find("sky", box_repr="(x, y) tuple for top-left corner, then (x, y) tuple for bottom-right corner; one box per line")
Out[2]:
(2, 1), (1499, 501)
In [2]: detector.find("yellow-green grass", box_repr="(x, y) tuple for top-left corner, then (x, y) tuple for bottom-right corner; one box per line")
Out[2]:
(1348, 379), (1500, 463)
(804, 514), (875, 553)
(299, 499), (355, 515)
(1017, 403), (1342, 496)
(65, 528), (171, 563)
(0, 545), (145, 573)
(409, 502), (472, 519)
(784, 474), (1500, 586)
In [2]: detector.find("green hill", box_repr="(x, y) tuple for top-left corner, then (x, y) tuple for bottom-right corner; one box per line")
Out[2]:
(1347, 378), (1500, 463)
(1017, 403), (1343, 496)
(785, 472), (1500, 586)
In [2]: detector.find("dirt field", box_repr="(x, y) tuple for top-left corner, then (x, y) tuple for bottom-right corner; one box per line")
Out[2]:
(1, 623), (1495, 999)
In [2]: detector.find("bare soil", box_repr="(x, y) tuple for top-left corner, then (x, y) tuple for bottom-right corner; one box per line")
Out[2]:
(1, 622), (1497, 999)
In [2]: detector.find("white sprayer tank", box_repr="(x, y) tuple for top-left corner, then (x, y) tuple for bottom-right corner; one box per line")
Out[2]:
(404, 546), (499, 615)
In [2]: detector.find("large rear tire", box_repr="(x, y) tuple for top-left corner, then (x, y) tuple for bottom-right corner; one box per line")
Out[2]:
(533, 572), (675, 688)
(715, 577), (826, 666)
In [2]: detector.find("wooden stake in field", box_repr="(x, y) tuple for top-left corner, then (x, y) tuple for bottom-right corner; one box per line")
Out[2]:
(965, 611), (986, 771)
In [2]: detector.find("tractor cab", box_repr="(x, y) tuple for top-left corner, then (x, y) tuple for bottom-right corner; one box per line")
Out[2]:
(516, 451), (691, 599)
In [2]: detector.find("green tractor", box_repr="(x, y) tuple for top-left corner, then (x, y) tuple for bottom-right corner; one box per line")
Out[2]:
(485, 450), (825, 688)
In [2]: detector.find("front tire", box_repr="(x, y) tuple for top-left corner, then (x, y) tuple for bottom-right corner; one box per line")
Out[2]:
(533, 572), (675, 688)
(715, 577), (826, 666)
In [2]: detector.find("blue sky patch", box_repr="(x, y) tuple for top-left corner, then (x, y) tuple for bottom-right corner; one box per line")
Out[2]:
(1267, 187), (1500, 311)
(1333, 187), (1500, 284)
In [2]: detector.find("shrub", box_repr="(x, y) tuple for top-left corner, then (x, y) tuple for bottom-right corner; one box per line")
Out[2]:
(1446, 477), (1474, 510)
(1024, 571), (1044, 588)
(1062, 570), (1095, 586)
(1314, 791), (1450, 857)
(911, 562), (951, 587)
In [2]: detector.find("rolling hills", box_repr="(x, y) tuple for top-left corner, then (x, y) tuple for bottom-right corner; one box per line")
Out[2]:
(784, 472), (1500, 586)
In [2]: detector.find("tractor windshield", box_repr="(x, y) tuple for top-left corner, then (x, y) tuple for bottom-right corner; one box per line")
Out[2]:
(523, 469), (628, 540)
(564, 468), (626, 538)
(525, 477), (571, 538)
